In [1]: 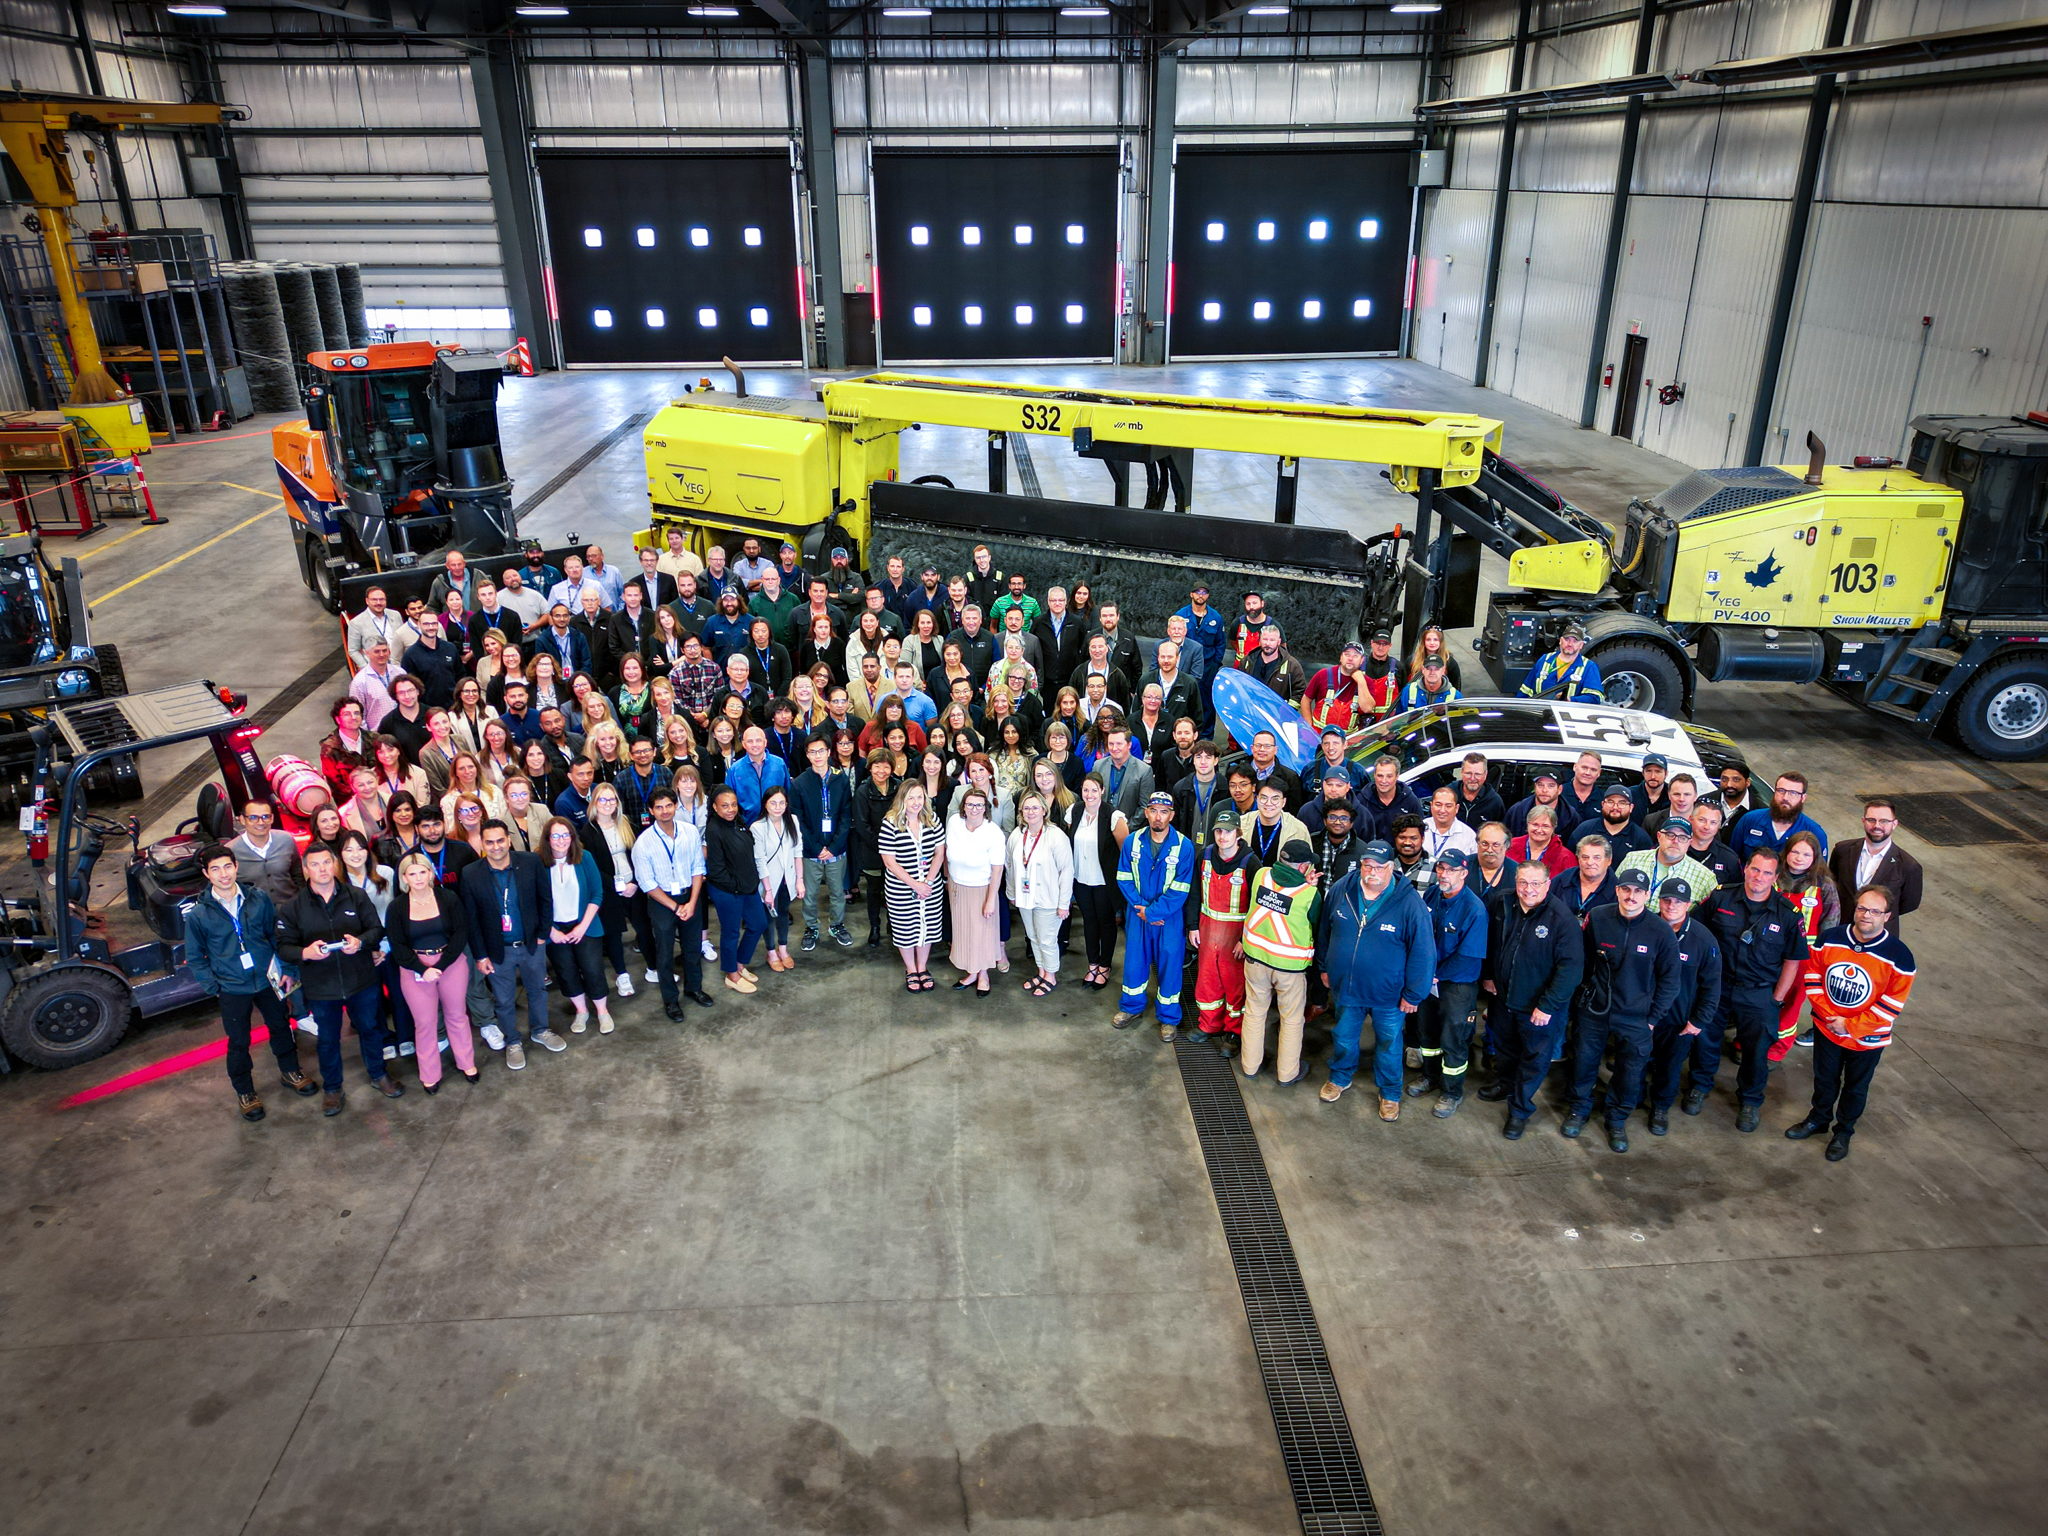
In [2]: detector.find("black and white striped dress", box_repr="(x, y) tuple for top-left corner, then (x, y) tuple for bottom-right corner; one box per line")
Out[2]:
(880, 817), (947, 946)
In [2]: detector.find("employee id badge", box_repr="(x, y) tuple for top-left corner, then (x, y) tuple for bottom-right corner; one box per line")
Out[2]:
(821, 813), (833, 833)
(1021, 871), (1032, 897)
(240, 952), (256, 970)
(502, 913), (514, 932)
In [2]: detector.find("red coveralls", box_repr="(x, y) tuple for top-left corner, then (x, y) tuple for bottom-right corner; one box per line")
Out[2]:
(1194, 847), (1258, 1037)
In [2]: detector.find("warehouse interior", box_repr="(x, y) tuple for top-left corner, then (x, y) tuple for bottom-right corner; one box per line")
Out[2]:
(2, 2), (2046, 1533)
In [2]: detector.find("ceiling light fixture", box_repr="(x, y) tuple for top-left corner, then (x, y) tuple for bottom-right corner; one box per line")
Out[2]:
(1061, 6), (1110, 14)
(165, 4), (228, 13)
(515, 5), (571, 15)
(1247, 5), (1290, 15)
(687, 6), (739, 15)
(1390, 4), (1444, 13)
(882, 6), (933, 15)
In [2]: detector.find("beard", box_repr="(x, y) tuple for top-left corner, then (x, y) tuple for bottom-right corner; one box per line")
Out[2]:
(1771, 793), (1800, 818)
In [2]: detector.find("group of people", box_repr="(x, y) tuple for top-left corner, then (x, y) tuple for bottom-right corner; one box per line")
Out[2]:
(196, 536), (1922, 1163)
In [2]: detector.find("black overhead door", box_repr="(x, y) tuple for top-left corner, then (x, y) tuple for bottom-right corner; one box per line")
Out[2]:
(1169, 146), (1411, 359)
(537, 152), (803, 366)
(872, 150), (1120, 364)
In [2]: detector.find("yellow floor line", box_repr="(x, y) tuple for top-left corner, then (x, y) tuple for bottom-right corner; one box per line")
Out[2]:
(92, 505), (280, 603)
(73, 522), (165, 561)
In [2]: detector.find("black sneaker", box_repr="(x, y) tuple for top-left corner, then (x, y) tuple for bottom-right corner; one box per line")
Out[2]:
(1681, 1086), (1708, 1116)
(830, 925), (854, 948)
(801, 930), (819, 953)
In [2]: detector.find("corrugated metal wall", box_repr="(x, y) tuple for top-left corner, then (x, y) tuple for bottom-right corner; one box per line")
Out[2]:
(1418, 0), (2048, 469)
(0, 0), (228, 246)
(218, 39), (509, 348)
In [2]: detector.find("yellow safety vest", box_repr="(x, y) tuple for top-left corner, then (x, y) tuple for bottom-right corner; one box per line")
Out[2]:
(1243, 867), (1318, 970)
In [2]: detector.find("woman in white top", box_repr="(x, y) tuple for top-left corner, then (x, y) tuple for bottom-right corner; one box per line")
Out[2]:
(945, 786), (1006, 996)
(447, 677), (496, 757)
(528, 651), (566, 717)
(582, 781), (640, 998)
(542, 815), (614, 1035)
(957, 751), (1016, 835)
(440, 750), (506, 826)
(1005, 791), (1073, 997)
(1061, 772), (1129, 990)
(751, 785), (804, 974)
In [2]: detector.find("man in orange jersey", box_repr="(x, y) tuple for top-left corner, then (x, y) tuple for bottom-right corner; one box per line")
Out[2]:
(1785, 883), (1916, 1162)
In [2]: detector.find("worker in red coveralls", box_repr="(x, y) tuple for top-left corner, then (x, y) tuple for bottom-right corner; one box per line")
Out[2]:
(1191, 809), (1258, 1055)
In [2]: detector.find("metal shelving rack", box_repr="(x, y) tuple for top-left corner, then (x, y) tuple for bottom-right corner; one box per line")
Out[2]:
(0, 229), (240, 442)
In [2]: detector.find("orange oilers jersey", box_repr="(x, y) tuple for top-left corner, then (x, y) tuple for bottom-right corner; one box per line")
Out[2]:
(1802, 925), (1916, 1051)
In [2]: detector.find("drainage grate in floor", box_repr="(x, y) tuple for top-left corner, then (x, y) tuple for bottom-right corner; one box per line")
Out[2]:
(1873, 790), (2044, 846)
(1175, 1038), (1384, 1536)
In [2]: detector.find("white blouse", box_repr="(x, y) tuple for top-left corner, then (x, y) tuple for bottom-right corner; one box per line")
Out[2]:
(945, 819), (1007, 888)
(549, 861), (583, 923)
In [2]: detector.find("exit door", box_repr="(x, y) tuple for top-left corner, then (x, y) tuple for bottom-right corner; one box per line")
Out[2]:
(1613, 333), (1647, 439)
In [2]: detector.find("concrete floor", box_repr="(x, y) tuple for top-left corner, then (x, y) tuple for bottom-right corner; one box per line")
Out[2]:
(0, 359), (2042, 1534)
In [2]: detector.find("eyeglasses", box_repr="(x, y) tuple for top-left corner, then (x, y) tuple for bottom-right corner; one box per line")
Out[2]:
(1853, 903), (1891, 918)
(1775, 785), (1806, 798)
(244, 812), (272, 822)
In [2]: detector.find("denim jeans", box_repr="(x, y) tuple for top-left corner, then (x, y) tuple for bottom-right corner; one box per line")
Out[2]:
(707, 885), (767, 975)
(648, 898), (705, 1003)
(802, 854), (847, 932)
(1329, 1002), (1405, 1101)
(309, 982), (389, 1091)
(485, 939), (550, 1042)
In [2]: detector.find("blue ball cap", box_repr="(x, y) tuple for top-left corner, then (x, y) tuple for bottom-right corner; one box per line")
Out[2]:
(1434, 847), (1470, 870)
(1615, 867), (1653, 891)
(1359, 839), (1395, 864)
(1642, 752), (1669, 769)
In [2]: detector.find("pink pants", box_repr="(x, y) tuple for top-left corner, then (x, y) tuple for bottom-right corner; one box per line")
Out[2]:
(398, 952), (475, 1088)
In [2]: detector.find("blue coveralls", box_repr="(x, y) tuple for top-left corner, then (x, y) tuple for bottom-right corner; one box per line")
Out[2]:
(1117, 827), (1196, 1025)
(1518, 649), (1605, 702)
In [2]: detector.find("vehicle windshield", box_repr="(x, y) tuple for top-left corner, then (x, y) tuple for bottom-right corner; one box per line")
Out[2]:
(1348, 701), (1562, 773)
(0, 551), (59, 669)
(326, 367), (435, 496)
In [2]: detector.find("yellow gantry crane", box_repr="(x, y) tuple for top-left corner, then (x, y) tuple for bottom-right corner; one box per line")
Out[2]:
(0, 97), (231, 404)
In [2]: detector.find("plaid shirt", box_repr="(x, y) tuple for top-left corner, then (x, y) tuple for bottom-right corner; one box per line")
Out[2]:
(671, 656), (723, 715)
(613, 762), (673, 831)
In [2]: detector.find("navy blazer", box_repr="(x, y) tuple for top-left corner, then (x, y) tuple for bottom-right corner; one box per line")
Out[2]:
(458, 851), (548, 963)
(535, 625), (592, 678)
(791, 767), (852, 859)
